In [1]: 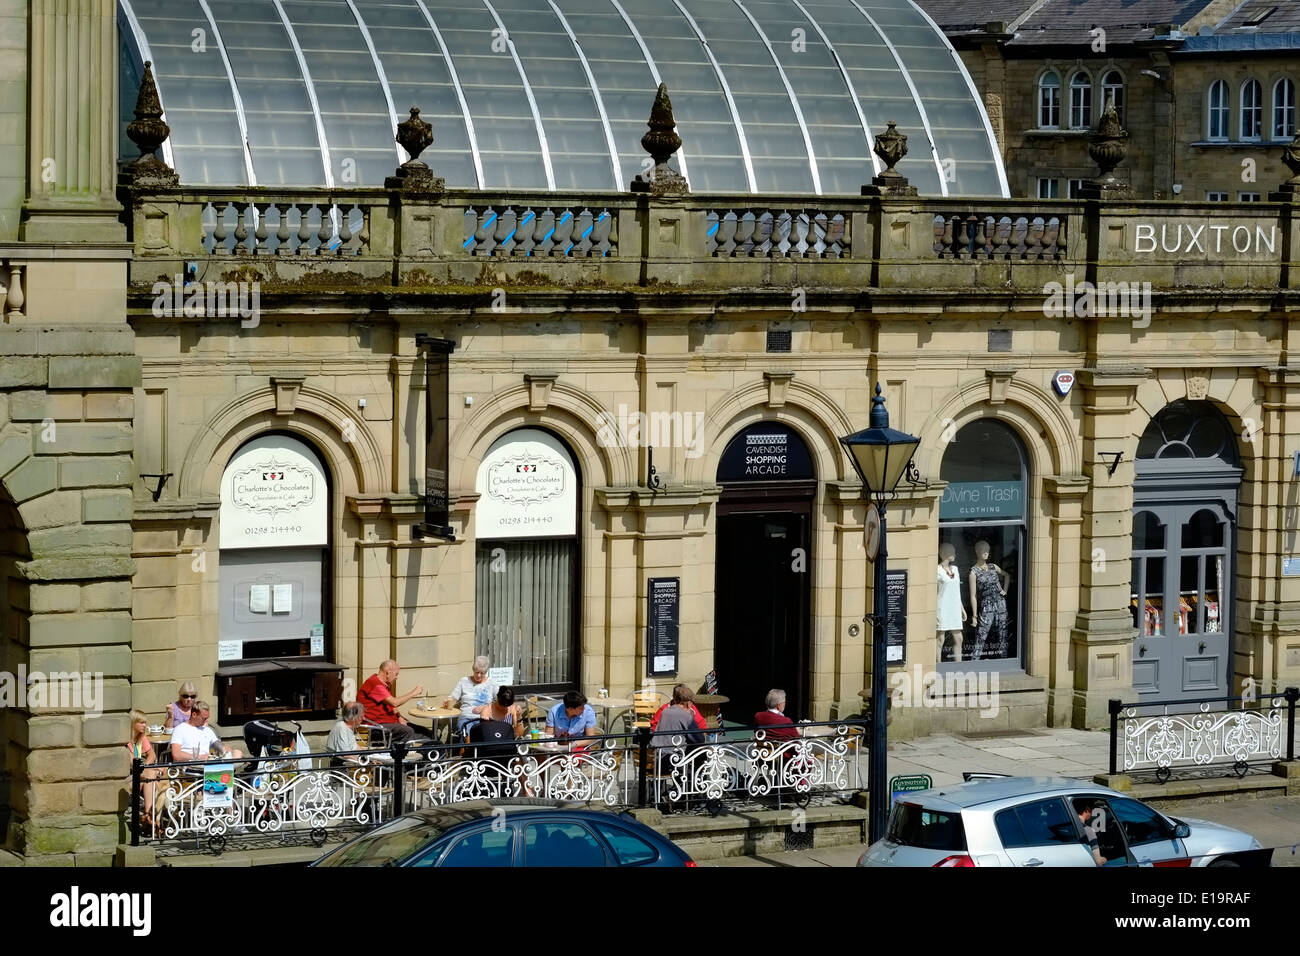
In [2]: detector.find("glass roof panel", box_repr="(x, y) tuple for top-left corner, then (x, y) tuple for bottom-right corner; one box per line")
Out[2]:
(120, 0), (1006, 195)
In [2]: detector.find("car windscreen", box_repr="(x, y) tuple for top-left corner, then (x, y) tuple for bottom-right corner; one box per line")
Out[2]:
(886, 803), (967, 851)
(314, 815), (444, 866)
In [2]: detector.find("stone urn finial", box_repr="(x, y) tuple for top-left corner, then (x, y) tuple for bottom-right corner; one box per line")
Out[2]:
(123, 61), (179, 188)
(386, 106), (444, 195)
(862, 120), (916, 196)
(396, 107), (434, 165)
(631, 83), (688, 195)
(1088, 100), (1129, 183)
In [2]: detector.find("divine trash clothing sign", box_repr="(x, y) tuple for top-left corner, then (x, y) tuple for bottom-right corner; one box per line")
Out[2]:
(939, 481), (1025, 520)
(476, 428), (578, 538)
(220, 435), (328, 549)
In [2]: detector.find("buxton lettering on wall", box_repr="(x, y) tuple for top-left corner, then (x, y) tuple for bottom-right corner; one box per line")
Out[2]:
(220, 435), (328, 549)
(1127, 220), (1280, 259)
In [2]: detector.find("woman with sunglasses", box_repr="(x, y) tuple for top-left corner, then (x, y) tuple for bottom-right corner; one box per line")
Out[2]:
(164, 681), (198, 730)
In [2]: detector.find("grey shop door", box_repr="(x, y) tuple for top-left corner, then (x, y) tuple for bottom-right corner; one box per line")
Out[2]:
(1130, 502), (1232, 701)
(219, 547), (325, 655)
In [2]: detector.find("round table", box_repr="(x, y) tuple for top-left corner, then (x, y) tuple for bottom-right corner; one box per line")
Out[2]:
(693, 693), (729, 727)
(589, 697), (632, 733)
(400, 701), (461, 743)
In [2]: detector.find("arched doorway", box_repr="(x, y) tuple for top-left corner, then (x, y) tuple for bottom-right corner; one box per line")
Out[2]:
(714, 422), (815, 719)
(473, 427), (582, 693)
(938, 419), (1030, 670)
(1132, 401), (1241, 701)
(0, 484), (30, 843)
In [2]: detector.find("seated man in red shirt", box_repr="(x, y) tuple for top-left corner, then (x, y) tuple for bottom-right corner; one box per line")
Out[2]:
(649, 683), (707, 732)
(359, 659), (427, 744)
(753, 688), (800, 742)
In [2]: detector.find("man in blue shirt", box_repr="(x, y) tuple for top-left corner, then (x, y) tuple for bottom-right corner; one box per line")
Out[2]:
(545, 691), (597, 743)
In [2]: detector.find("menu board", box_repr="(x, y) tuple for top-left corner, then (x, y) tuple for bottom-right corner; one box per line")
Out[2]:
(885, 570), (907, 664)
(647, 577), (680, 677)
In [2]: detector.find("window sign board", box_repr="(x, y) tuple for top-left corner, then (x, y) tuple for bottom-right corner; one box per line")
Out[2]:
(489, 667), (514, 686)
(939, 480), (1025, 520)
(218, 640), (243, 661)
(1284, 558), (1300, 577)
(221, 434), (328, 549)
(476, 428), (578, 539)
(717, 423), (815, 482)
(647, 577), (680, 677)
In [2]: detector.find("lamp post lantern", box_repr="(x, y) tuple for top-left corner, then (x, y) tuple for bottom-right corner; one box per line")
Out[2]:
(840, 383), (920, 844)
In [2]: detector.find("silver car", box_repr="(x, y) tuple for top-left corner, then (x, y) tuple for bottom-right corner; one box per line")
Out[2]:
(858, 776), (1269, 868)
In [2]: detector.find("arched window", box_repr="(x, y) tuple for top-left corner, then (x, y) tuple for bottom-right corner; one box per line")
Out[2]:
(1069, 71), (1092, 129)
(1241, 79), (1263, 140)
(1207, 80), (1229, 140)
(938, 419), (1029, 668)
(474, 428), (581, 691)
(1274, 78), (1296, 139)
(1101, 70), (1125, 123)
(1039, 71), (1061, 129)
(219, 433), (331, 662)
(1132, 401), (1241, 701)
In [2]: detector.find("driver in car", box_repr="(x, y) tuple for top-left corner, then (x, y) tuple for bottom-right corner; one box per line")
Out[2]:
(1076, 801), (1107, 866)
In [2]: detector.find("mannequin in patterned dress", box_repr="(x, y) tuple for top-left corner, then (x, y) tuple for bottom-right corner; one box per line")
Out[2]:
(968, 539), (1010, 661)
(936, 543), (966, 662)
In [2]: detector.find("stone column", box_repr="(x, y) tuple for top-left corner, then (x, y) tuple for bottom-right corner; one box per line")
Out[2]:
(1246, 367), (1300, 693)
(22, 0), (124, 242)
(1045, 475), (1089, 725)
(1069, 367), (1146, 727)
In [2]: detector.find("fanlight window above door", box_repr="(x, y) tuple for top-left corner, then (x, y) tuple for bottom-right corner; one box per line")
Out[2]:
(1136, 400), (1238, 465)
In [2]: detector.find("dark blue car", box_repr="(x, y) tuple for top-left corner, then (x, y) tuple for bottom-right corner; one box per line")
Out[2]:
(310, 800), (694, 867)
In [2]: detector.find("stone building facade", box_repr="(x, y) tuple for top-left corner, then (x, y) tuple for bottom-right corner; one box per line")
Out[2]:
(918, 0), (1300, 200)
(2, 0), (1300, 864)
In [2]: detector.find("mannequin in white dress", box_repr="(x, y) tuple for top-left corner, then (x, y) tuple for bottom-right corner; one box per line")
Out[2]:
(936, 543), (966, 662)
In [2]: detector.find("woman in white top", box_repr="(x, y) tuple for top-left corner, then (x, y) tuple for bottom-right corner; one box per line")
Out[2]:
(937, 543), (967, 662)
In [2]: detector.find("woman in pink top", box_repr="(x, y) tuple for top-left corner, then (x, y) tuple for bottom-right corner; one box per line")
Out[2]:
(164, 681), (197, 730)
(127, 709), (160, 828)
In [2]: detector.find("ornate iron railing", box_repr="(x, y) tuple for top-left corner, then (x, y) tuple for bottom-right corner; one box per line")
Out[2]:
(1108, 688), (1298, 783)
(130, 721), (866, 854)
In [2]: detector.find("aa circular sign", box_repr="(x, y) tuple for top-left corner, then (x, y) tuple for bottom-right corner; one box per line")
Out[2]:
(864, 506), (881, 562)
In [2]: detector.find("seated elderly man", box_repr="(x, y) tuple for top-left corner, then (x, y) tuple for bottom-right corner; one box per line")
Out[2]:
(443, 656), (498, 734)
(169, 701), (243, 762)
(753, 688), (800, 742)
(545, 691), (598, 745)
(326, 702), (368, 766)
(360, 659), (426, 744)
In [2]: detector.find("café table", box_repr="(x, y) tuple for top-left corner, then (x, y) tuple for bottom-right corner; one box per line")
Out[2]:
(588, 696), (632, 733)
(693, 693), (729, 728)
(399, 700), (460, 744)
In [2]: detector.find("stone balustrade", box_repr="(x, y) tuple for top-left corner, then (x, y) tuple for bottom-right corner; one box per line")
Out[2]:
(122, 184), (1300, 298)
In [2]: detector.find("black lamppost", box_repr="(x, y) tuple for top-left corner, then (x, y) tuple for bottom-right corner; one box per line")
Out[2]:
(840, 383), (920, 844)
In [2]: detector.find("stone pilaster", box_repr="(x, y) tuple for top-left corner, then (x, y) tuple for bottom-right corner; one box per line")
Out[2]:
(21, 0), (124, 243)
(1246, 367), (1300, 693)
(1068, 366), (1147, 728)
(1045, 475), (1089, 726)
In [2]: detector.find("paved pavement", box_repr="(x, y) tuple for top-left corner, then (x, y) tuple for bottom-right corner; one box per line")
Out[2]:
(701, 727), (1300, 867)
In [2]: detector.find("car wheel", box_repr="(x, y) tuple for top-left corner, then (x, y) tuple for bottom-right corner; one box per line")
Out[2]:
(1207, 858), (1240, 867)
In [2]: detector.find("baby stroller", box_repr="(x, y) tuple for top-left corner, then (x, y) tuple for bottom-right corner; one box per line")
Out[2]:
(244, 719), (303, 777)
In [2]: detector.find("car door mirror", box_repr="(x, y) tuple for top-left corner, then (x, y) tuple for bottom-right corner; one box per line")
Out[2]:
(1173, 822), (1191, 839)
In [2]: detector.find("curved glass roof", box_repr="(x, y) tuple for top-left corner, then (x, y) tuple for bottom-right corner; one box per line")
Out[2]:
(118, 0), (1008, 196)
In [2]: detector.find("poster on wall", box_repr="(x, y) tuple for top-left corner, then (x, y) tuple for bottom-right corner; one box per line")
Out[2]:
(885, 570), (907, 664)
(647, 577), (680, 677)
(475, 428), (578, 539)
(220, 434), (327, 549)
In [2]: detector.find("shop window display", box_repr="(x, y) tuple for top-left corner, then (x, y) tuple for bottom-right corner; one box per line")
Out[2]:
(938, 420), (1028, 666)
